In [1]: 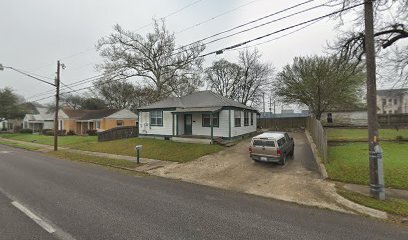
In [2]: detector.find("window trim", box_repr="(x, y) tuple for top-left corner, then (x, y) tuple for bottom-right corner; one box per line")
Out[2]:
(234, 110), (241, 127)
(150, 110), (163, 127)
(202, 113), (219, 127)
(244, 111), (249, 126)
(250, 112), (254, 126)
(116, 120), (124, 126)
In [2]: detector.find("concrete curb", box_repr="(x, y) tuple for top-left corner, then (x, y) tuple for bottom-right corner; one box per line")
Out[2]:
(333, 192), (388, 219)
(304, 130), (328, 179)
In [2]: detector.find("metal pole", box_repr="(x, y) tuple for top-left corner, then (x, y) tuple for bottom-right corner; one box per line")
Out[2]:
(364, 0), (385, 200)
(137, 149), (140, 164)
(53, 61), (60, 151)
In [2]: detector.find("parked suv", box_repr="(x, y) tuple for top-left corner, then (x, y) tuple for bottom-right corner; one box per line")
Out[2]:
(249, 132), (294, 165)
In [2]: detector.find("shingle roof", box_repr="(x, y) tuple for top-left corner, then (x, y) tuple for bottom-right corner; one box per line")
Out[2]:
(138, 91), (257, 111)
(377, 88), (408, 96)
(62, 109), (121, 120)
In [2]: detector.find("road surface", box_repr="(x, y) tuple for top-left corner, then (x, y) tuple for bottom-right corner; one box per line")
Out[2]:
(0, 144), (406, 240)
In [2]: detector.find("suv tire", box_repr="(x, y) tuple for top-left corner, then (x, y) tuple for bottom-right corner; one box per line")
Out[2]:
(279, 154), (287, 165)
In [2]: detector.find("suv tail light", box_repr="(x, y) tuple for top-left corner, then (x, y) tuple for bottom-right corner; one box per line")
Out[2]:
(249, 147), (252, 153)
(277, 149), (281, 156)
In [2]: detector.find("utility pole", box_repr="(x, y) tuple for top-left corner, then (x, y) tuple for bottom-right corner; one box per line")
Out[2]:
(364, 0), (385, 200)
(53, 60), (61, 151)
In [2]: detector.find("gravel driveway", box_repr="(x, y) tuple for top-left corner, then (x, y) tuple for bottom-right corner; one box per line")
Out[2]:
(149, 132), (348, 212)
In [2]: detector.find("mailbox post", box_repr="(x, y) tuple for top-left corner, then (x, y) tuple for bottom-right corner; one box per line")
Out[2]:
(135, 145), (142, 164)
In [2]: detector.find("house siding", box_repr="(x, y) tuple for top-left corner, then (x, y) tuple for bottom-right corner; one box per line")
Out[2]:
(231, 110), (257, 137)
(101, 119), (136, 130)
(139, 111), (173, 136)
(63, 119), (76, 131)
(188, 110), (230, 137)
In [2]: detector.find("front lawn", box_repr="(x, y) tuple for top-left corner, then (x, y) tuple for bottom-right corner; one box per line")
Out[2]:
(326, 142), (408, 189)
(70, 138), (224, 162)
(0, 133), (97, 147)
(0, 134), (224, 162)
(327, 128), (408, 141)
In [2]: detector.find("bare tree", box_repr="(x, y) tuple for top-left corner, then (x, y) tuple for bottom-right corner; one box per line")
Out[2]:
(96, 19), (205, 100)
(205, 49), (273, 106)
(330, 0), (407, 84)
(274, 55), (365, 120)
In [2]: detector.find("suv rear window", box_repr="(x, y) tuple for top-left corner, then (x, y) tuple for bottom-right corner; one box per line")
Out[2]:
(253, 140), (275, 147)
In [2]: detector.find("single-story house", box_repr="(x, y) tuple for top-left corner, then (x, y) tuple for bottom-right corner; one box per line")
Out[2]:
(137, 91), (258, 143)
(58, 108), (138, 135)
(23, 107), (54, 132)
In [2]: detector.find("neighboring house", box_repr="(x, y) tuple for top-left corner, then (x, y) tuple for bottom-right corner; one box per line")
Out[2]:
(377, 88), (408, 114)
(58, 108), (138, 135)
(138, 91), (258, 143)
(23, 107), (54, 132)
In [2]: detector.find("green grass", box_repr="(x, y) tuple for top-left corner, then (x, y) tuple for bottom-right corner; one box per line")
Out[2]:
(0, 133), (97, 147)
(70, 138), (224, 162)
(327, 128), (408, 141)
(327, 142), (408, 189)
(48, 150), (139, 169)
(337, 187), (408, 217)
(0, 133), (224, 162)
(0, 140), (41, 151)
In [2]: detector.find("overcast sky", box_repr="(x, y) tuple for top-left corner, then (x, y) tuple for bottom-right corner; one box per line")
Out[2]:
(0, 0), (367, 108)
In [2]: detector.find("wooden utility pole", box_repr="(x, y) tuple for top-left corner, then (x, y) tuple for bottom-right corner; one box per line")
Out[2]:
(53, 60), (61, 151)
(364, 0), (385, 200)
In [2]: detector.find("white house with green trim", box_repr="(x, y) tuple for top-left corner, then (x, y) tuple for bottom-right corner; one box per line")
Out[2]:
(137, 91), (258, 143)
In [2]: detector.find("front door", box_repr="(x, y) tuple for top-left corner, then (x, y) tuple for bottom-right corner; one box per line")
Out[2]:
(184, 114), (192, 135)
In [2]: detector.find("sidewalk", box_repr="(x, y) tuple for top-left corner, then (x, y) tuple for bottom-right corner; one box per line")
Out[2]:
(343, 183), (408, 200)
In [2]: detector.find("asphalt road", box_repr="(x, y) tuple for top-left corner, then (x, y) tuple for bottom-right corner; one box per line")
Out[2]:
(0, 144), (406, 240)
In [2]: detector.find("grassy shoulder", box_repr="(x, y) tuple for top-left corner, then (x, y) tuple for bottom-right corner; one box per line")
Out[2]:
(48, 150), (140, 169)
(337, 187), (408, 217)
(0, 133), (97, 147)
(326, 142), (408, 189)
(0, 140), (42, 151)
(327, 128), (408, 141)
(1, 134), (225, 162)
(69, 137), (225, 162)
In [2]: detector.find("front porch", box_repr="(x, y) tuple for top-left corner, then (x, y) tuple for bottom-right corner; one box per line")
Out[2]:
(76, 120), (96, 135)
(171, 107), (222, 143)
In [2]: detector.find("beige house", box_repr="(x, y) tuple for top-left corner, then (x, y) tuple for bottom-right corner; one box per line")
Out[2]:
(377, 88), (408, 114)
(58, 109), (138, 135)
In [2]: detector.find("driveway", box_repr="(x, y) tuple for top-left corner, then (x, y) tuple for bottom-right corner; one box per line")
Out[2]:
(149, 132), (346, 212)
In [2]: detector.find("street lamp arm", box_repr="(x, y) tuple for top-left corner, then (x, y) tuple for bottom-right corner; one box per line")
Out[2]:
(0, 64), (55, 87)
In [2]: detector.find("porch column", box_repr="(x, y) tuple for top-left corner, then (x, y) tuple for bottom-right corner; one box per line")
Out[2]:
(228, 109), (231, 139)
(210, 112), (214, 144)
(172, 113), (175, 136)
(176, 114), (179, 136)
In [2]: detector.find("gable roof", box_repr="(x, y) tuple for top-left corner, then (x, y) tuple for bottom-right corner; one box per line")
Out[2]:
(24, 107), (54, 122)
(138, 91), (256, 111)
(62, 108), (123, 120)
(377, 88), (408, 97)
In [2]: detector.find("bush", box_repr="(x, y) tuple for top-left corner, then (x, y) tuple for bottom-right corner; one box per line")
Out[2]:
(19, 128), (33, 134)
(1, 128), (7, 131)
(87, 129), (98, 136)
(396, 135), (404, 141)
(58, 130), (66, 136)
(43, 129), (54, 136)
(66, 130), (76, 136)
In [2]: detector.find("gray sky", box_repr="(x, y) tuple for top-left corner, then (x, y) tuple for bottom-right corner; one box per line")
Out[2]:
(1, 0), (357, 107)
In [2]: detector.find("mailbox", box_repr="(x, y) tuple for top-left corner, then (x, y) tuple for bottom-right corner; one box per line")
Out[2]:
(135, 145), (142, 164)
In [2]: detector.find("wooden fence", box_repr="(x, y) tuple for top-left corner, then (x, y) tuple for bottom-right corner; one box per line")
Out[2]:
(257, 117), (307, 130)
(378, 113), (408, 127)
(97, 126), (138, 142)
(306, 117), (328, 163)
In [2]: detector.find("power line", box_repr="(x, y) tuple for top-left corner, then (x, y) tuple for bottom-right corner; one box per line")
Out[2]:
(176, 0), (261, 34)
(199, 2), (363, 58)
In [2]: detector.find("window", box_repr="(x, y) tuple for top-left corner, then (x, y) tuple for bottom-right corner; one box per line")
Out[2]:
(251, 112), (254, 125)
(117, 120), (124, 126)
(388, 99), (392, 103)
(202, 113), (219, 127)
(253, 140), (275, 147)
(394, 99), (398, 105)
(244, 111), (249, 126)
(96, 121), (100, 129)
(277, 137), (286, 147)
(382, 99), (386, 105)
(234, 110), (241, 127)
(150, 111), (163, 126)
